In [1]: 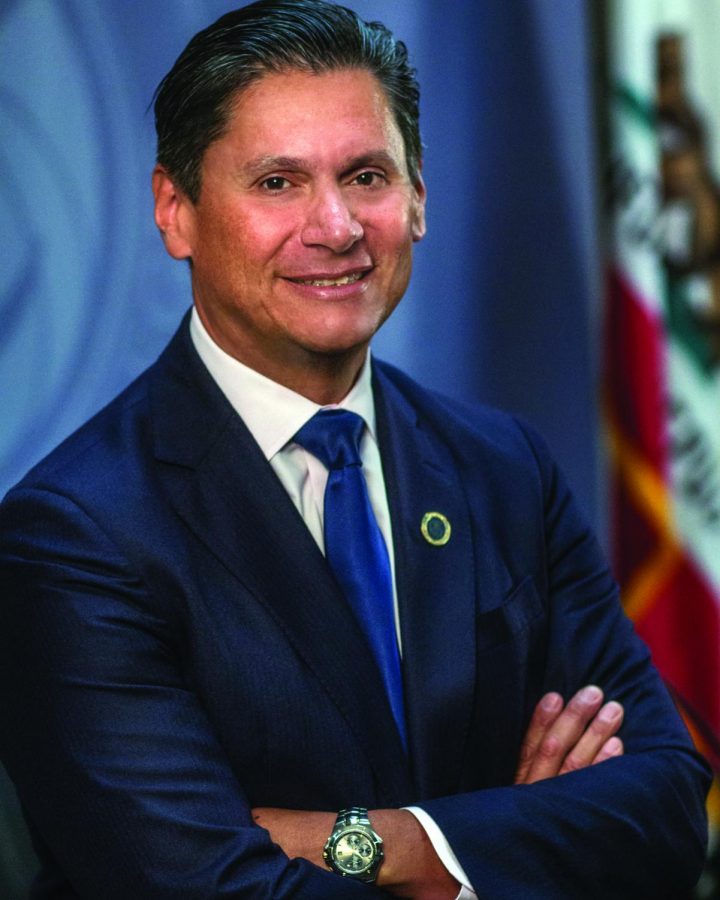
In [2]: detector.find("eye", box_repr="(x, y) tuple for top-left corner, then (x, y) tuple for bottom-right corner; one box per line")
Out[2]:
(260, 175), (291, 191)
(352, 171), (386, 187)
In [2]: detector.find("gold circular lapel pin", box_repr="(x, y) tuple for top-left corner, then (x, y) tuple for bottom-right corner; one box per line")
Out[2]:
(420, 511), (451, 546)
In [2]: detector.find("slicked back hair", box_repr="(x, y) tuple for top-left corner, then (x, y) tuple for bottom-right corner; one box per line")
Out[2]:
(153, 0), (422, 203)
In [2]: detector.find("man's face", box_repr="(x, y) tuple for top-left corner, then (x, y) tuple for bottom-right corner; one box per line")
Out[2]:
(163, 67), (426, 385)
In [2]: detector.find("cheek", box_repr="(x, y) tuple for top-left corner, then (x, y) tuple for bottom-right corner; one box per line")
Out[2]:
(366, 196), (416, 248)
(196, 202), (293, 274)
(368, 210), (415, 276)
(240, 213), (294, 257)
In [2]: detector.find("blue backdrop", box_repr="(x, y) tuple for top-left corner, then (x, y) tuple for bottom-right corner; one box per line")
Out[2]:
(1, 1), (601, 893)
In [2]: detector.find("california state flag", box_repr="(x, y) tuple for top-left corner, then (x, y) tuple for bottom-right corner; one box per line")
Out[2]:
(605, 0), (720, 835)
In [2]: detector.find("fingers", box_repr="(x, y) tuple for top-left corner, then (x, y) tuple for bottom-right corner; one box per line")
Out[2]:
(514, 691), (564, 784)
(521, 685), (605, 783)
(515, 686), (625, 785)
(558, 699), (624, 775)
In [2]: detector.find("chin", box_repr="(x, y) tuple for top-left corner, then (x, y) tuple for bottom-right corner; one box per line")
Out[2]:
(292, 318), (382, 357)
(299, 336), (371, 359)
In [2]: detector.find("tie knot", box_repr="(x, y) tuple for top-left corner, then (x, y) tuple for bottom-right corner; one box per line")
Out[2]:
(293, 409), (365, 470)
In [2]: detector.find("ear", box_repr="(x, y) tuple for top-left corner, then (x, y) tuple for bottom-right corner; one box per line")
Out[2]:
(410, 172), (427, 243)
(151, 165), (195, 260)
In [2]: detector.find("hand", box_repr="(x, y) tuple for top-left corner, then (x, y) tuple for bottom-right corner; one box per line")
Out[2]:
(514, 685), (624, 785)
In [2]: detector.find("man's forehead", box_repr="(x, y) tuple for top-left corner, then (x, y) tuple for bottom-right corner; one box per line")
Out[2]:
(212, 67), (407, 168)
(227, 66), (390, 117)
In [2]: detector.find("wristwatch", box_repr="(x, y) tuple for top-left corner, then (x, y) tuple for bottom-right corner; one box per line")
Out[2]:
(322, 807), (384, 882)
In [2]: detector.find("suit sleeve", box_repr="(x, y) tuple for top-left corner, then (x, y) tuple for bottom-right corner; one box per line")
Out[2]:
(0, 487), (385, 899)
(416, 421), (711, 899)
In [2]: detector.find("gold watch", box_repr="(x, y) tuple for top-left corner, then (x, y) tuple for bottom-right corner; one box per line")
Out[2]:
(322, 807), (384, 882)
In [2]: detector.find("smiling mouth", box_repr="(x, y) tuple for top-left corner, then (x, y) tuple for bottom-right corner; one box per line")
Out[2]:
(287, 271), (368, 287)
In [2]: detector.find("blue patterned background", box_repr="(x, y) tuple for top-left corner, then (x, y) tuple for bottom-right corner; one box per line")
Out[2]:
(1, 1), (600, 892)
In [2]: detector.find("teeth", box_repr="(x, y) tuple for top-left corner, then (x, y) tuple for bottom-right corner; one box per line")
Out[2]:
(296, 272), (363, 287)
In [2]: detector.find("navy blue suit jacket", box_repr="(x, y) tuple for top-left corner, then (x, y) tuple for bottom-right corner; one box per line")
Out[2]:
(0, 315), (710, 898)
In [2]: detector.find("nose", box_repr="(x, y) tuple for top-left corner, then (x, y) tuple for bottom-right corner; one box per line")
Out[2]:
(300, 186), (363, 253)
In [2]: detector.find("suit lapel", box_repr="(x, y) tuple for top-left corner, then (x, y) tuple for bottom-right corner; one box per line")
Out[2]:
(374, 364), (477, 801)
(149, 322), (411, 802)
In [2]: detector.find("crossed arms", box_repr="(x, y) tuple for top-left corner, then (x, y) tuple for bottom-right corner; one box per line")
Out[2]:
(254, 685), (627, 899)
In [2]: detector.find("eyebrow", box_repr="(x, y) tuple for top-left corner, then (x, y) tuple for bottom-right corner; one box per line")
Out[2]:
(241, 156), (304, 178)
(346, 151), (401, 173)
(240, 151), (402, 180)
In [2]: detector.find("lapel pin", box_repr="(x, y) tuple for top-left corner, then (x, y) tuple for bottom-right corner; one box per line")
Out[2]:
(421, 511), (451, 546)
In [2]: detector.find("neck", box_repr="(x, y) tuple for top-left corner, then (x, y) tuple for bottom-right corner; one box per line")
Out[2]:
(274, 353), (367, 405)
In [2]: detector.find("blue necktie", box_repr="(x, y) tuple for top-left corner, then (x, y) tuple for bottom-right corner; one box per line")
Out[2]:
(293, 409), (407, 748)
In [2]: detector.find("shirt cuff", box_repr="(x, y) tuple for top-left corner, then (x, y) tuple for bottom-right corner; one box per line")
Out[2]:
(402, 806), (477, 899)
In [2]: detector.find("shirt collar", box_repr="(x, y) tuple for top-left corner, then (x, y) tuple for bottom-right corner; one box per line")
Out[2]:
(189, 307), (377, 460)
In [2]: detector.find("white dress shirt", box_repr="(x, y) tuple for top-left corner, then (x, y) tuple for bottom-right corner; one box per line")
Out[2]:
(190, 308), (475, 899)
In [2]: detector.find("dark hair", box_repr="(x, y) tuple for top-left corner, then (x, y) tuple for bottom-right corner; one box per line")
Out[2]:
(153, 0), (422, 203)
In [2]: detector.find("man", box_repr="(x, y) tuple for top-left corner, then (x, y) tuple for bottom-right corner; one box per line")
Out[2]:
(0, 2), (710, 897)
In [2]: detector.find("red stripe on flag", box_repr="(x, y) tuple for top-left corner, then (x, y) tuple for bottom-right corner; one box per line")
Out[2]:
(636, 553), (720, 745)
(606, 269), (667, 473)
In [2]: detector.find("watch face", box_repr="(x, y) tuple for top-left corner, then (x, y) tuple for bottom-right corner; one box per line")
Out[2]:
(333, 829), (376, 874)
